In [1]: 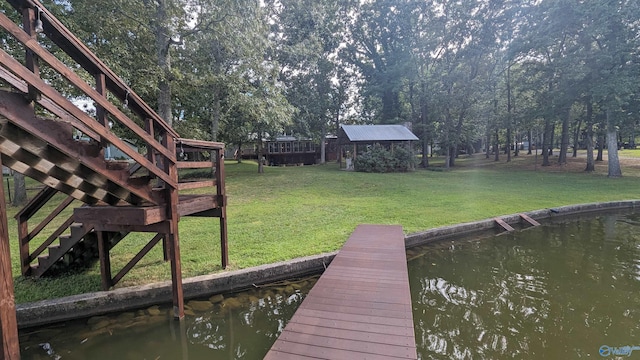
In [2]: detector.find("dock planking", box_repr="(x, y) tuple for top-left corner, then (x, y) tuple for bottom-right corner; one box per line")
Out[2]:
(264, 224), (417, 360)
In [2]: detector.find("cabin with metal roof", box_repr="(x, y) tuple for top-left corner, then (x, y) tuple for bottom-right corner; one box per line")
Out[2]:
(338, 124), (419, 170)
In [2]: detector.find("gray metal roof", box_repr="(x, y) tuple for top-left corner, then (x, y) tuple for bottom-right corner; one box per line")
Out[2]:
(341, 125), (419, 142)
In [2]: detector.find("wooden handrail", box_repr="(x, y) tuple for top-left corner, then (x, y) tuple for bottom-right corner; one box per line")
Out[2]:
(25, 195), (74, 243)
(0, 13), (176, 187)
(0, 66), (100, 140)
(29, 216), (74, 262)
(5, 0), (179, 139)
(14, 186), (57, 220)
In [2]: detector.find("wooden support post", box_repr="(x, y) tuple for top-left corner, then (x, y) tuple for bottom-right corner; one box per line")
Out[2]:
(97, 231), (112, 290)
(22, 7), (40, 102)
(144, 118), (156, 175)
(215, 149), (228, 268)
(95, 73), (107, 128)
(16, 216), (29, 276)
(0, 157), (20, 359)
(162, 235), (170, 262)
(163, 135), (184, 319)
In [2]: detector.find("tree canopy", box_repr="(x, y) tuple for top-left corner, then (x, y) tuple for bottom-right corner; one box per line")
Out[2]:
(9, 0), (640, 176)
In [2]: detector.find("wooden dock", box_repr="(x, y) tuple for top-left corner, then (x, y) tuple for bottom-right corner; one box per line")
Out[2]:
(264, 224), (417, 360)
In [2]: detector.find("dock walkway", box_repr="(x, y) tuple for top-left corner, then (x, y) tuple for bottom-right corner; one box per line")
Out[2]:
(264, 224), (417, 360)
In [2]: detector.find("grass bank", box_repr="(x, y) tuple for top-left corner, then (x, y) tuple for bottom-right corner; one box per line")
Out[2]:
(7, 151), (640, 303)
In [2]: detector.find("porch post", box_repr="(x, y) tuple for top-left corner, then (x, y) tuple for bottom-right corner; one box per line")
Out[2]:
(0, 157), (20, 359)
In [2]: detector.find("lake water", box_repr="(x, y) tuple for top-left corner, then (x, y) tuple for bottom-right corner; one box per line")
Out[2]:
(19, 212), (640, 359)
(409, 212), (640, 359)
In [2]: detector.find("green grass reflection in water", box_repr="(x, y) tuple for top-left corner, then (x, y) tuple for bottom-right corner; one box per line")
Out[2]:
(409, 212), (640, 359)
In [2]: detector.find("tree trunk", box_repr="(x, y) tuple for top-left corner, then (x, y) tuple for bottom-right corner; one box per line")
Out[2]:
(527, 129), (533, 155)
(542, 118), (552, 166)
(485, 128), (491, 159)
(257, 135), (264, 174)
(558, 106), (570, 165)
(450, 111), (465, 167)
(585, 124), (595, 172)
(444, 128), (451, 169)
(155, 0), (173, 125)
(494, 129), (499, 162)
(320, 123), (326, 164)
(11, 172), (26, 206)
(584, 100), (595, 172)
(506, 65), (512, 162)
(506, 127), (511, 161)
(420, 82), (429, 168)
(210, 87), (221, 142)
(606, 109), (622, 177)
(572, 117), (582, 158)
(596, 130), (604, 161)
(381, 89), (400, 122)
(235, 140), (242, 164)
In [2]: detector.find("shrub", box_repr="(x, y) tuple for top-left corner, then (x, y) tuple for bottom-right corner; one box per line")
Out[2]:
(354, 144), (415, 173)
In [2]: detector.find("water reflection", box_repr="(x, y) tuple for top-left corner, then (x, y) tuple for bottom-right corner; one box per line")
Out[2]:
(409, 213), (640, 359)
(20, 279), (314, 359)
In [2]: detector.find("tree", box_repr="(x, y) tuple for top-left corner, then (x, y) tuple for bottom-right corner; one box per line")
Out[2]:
(11, 172), (26, 206)
(340, 0), (423, 123)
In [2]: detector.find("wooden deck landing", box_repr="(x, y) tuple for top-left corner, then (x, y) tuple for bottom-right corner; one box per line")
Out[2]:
(264, 224), (417, 360)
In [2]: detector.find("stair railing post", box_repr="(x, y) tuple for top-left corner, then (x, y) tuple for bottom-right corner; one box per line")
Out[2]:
(215, 148), (228, 269)
(0, 156), (21, 359)
(162, 135), (184, 319)
(97, 231), (112, 290)
(16, 215), (29, 276)
(95, 72), (110, 149)
(22, 6), (40, 102)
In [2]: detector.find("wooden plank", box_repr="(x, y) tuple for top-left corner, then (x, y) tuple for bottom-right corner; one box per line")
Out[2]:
(176, 161), (212, 169)
(0, 66), (100, 140)
(284, 322), (415, 347)
(216, 149), (228, 269)
(277, 331), (416, 359)
(519, 213), (541, 226)
(74, 206), (165, 226)
(177, 195), (217, 216)
(494, 217), (515, 232)
(177, 138), (224, 150)
(267, 339), (410, 360)
(0, 155), (20, 360)
(288, 314), (414, 337)
(177, 180), (215, 190)
(265, 224), (417, 359)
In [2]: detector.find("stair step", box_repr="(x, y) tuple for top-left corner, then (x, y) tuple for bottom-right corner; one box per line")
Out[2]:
(59, 234), (74, 243)
(47, 245), (61, 254)
(70, 223), (88, 238)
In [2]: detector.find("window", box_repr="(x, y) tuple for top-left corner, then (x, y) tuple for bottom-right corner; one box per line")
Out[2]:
(293, 142), (299, 152)
(285, 142), (292, 153)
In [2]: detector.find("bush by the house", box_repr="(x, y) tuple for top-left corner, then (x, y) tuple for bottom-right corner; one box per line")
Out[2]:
(354, 144), (416, 173)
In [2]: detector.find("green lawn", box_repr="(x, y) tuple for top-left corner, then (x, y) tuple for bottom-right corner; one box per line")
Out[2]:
(6, 152), (640, 303)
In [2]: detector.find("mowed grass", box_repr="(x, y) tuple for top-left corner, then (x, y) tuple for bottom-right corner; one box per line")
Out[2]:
(6, 151), (640, 303)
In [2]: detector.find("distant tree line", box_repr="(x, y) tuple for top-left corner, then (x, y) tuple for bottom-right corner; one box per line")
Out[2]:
(3, 0), (639, 177)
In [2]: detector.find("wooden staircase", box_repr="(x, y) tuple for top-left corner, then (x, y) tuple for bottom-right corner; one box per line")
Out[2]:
(0, 0), (228, 319)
